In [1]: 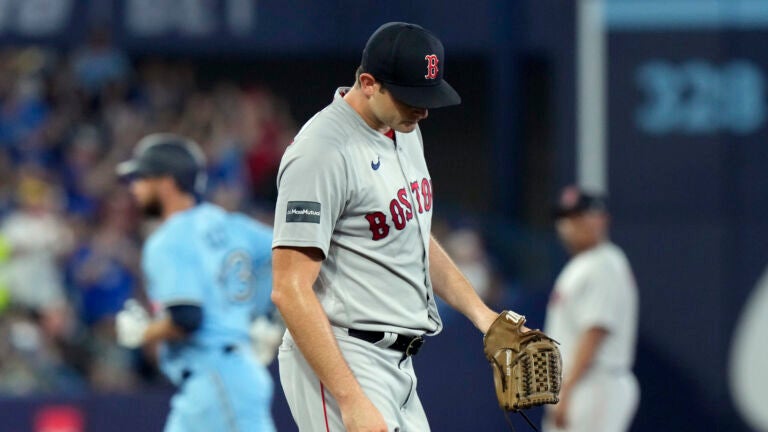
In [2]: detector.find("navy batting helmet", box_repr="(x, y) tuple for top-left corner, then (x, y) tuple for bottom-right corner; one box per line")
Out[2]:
(116, 133), (207, 196)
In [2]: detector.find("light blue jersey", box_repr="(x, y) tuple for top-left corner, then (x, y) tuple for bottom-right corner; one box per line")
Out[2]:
(142, 203), (276, 432)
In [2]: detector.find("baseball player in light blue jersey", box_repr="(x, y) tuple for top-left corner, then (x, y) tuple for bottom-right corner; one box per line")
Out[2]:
(115, 133), (277, 432)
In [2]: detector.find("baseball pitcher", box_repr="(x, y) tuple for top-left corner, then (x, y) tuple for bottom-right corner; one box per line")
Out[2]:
(271, 22), (559, 432)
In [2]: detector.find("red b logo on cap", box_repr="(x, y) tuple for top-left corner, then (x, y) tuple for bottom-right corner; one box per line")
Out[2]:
(424, 54), (439, 79)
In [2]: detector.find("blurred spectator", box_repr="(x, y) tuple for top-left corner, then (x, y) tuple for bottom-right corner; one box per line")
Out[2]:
(64, 189), (143, 393)
(0, 150), (14, 219)
(71, 28), (130, 98)
(243, 88), (294, 201)
(0, 49), (53, 165)
(436, 226), (496, 323)
(1, 173), (74, 338)
(0, 233), (12, 312)
(443, 228), (493, 299)
(60, 125), (105, 219)
(0, 310), (85, 395)
(66, 190), (139, 327)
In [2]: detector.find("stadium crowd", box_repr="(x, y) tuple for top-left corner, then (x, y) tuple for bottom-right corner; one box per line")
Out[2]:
(0, 39), (296, 395)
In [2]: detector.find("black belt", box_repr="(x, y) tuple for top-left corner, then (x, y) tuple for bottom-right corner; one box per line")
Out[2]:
(347, 329), (425, 356)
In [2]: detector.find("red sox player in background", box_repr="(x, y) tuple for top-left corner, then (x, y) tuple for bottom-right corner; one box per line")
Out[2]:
(544, 186), (640, 432)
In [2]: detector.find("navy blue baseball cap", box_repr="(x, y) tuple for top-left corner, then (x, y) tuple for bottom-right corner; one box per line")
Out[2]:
(361, 22), (461, 109)
(552, 186), (607, 219)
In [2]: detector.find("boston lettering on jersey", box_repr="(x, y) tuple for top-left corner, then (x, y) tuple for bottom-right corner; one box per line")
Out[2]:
(365, 177), (432, 240)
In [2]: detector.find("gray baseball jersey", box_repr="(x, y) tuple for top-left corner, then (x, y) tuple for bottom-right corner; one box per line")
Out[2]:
(543, 242), (640, 432)
(273, 87), (442, 337)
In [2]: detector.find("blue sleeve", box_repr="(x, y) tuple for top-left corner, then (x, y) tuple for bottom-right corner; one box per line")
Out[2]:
(248, 220), (274, 317)
(143, 235), (205, 307)
(167, 304), (203, 333)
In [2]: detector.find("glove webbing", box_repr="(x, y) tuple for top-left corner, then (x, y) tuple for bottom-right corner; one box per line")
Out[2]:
(503, 409), (539, 432)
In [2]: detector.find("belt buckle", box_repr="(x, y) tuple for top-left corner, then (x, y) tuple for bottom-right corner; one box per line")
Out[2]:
(405, 336), (424, 356)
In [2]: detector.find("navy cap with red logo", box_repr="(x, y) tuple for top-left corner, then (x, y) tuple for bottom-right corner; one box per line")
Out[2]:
(552, 185), (608, 219)
(361, 22), (461, 109)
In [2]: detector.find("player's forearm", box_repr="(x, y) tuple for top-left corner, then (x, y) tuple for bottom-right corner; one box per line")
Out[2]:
(273, 285), (367, 404)
(142, 317), (188, 345)
(428, 236), (497, 333)
(271, 247), (367, 407)
(562, 327), (608, 394)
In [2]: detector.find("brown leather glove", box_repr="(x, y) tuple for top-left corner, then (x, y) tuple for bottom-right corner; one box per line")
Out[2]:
(483, 311), (562, 411)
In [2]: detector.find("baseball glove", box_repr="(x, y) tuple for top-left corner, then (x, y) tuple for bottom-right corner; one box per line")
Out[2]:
(483, 311), (562, 411)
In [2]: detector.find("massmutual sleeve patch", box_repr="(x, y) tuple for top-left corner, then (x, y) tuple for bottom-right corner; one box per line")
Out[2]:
(286, 201), (322, 223)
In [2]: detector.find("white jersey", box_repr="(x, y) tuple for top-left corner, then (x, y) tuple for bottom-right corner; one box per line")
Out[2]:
(272, 88), (441, 337)
(545, 242), (638, 375)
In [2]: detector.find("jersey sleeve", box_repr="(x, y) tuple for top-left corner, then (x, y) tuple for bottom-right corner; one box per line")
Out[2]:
(573, 263), (621, 332)
(249, 220), (275, 317)
(142, 236), (205, 307)
(272, 137), (348, 257)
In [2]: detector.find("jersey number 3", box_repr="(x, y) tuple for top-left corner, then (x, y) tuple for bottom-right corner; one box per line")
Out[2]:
(218, 249), (255, 303)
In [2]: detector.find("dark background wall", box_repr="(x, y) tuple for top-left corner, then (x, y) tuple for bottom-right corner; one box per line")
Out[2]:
(607, 25), (768, 431)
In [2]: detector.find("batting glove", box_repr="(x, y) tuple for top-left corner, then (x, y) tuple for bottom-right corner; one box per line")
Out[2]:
(249, 315), (285, 365)
(116, 299), (150, 348)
